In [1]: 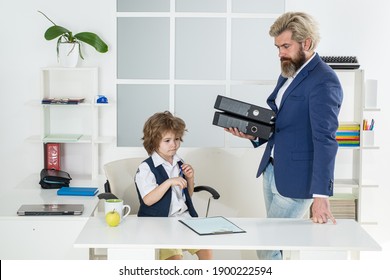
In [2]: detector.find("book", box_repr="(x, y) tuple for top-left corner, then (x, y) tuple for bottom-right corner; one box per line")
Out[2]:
(44, 143), (61, 170)
(41, 98), (85, 104)
(57, 187), (99, 196)
(336, 123), (360, 146)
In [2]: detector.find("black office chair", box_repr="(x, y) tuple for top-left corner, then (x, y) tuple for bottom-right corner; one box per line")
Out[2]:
(193, 185), (220, 217)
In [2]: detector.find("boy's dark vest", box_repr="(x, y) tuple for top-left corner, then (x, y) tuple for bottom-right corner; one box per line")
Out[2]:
(136, 157), (198, 217)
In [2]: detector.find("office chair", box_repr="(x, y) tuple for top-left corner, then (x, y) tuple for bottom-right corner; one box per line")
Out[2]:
(98, 157), (144, 215)
(98, 157), (220, 217)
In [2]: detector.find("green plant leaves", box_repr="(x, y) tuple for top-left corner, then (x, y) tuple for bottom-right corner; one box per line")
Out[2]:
(44, 26), (71, 41)
(39, 10), (109, 59)
(74, 32), (108, 53)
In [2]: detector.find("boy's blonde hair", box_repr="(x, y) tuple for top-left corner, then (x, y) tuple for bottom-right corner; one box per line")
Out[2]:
(142, 111), (186, 155)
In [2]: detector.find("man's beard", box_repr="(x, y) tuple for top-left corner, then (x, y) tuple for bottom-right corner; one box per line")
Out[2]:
(280, 47), (306, 78)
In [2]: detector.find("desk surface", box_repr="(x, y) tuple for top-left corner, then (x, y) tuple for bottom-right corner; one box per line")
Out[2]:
(74, 216), (381, 252)
(0, 187), (100, 259)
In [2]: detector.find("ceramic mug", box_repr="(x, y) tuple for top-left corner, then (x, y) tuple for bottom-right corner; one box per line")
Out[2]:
(104, 199), (130, 223)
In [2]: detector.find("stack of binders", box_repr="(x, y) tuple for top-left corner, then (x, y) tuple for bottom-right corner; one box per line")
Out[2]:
(212, 95), (275, 141)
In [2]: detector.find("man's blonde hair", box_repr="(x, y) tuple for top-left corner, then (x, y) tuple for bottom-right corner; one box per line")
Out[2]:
(269, 12), (320, 51)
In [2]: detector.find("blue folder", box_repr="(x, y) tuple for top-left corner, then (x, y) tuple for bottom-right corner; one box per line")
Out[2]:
(57, 187), (99, 196)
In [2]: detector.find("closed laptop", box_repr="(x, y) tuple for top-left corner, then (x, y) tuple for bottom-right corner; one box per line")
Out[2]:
(17, 204), (84, 216)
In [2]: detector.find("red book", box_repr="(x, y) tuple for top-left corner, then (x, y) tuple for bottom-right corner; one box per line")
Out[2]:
(44, 143), (61, 170)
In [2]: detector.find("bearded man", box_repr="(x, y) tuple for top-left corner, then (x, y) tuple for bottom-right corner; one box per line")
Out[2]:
(225, 12), (343, 260)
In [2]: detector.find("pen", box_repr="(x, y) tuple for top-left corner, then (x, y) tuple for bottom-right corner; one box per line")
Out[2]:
(179, 165), (185, 196)
(370, 119), (375, 130)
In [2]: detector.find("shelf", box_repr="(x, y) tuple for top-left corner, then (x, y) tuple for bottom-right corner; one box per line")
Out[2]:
(363, 107), (380, 112)
(42, 102), (93, 107)
(360, 184), (380, 188)
(334, 179), (359, 188)
(360, 146), (380, 150)
(334, 69), (379, 225)
(28, 99), (113, 107)
(33, 67), (107, 181)
(27, 135), (114, 145)
(43, 134), (85, 143)
(42, 134), (92, 143)
(338, 146), (360, 150)
(334, 180), (379, 189)
(337, 145), (379, 150)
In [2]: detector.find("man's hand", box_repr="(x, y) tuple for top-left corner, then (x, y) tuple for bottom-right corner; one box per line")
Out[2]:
(224, 127), (256, 140)
(311, 197), (336, 224)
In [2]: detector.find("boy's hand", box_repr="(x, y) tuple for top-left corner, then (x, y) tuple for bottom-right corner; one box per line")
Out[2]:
(169, 177), (187, 190)
(180, 164), (194, 179)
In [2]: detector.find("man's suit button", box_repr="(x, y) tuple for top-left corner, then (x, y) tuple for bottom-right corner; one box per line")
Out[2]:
(329, 180), (334, 190)
(276, 128), (280, 133)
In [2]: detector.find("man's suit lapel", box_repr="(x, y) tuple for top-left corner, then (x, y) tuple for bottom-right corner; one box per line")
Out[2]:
(278, 71), (308, 112)
(277, 53), (321, 112)
(267, 76), (286, 113)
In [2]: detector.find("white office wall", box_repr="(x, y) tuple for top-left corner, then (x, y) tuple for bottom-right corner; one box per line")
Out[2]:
(0, 0), (389, 260)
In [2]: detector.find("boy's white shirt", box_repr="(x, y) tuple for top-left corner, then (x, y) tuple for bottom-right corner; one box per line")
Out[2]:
(135, 152), (189, 217)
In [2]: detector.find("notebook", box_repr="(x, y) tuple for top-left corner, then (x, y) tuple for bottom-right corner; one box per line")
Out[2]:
(57, 187), (99, 196)
(17, 204), (84, 216)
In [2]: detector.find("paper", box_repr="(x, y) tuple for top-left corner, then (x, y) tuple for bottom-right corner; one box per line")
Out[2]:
(179, 216), (246, 235)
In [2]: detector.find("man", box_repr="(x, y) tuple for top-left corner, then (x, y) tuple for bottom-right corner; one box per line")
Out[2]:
(225, 12), (343, 260)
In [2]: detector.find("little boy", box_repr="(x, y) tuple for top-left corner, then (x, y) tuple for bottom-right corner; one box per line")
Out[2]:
(135, 111), (212, 260)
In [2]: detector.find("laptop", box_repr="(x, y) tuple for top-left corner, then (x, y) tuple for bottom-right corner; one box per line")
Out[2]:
(17, 204), (84, 216)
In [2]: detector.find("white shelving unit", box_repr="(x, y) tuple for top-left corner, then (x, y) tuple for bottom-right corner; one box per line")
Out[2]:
(27, 67), (113, 185)
(334, 69), (380, 225)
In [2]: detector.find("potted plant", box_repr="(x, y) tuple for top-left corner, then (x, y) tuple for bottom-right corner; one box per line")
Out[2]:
(38, 10), (108, 67)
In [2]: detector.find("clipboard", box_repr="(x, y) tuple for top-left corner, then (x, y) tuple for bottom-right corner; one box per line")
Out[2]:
(179, 216), (246, 235)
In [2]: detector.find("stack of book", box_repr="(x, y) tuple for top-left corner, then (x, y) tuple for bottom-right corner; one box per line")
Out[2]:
(336, 123), (360, 147)
(329, 193), (358, 220)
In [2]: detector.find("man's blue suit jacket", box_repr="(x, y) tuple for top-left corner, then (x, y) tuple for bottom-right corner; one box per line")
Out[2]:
(255, 53), (343, 199)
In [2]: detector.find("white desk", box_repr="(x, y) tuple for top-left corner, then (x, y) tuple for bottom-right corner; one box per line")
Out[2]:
(74, 216), (381, 260)
(0, 187), (99, 259)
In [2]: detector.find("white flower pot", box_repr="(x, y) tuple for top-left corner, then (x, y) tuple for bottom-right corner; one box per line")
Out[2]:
(58, 42), (79, 67)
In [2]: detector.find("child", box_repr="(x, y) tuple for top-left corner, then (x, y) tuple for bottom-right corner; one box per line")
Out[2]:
(135, 111), (213, 260)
